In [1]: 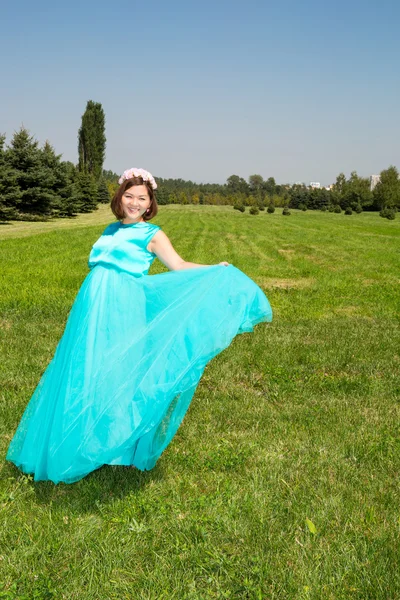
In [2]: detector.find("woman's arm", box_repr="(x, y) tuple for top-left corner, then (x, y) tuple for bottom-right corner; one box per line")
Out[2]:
(148, 231), (228, 271)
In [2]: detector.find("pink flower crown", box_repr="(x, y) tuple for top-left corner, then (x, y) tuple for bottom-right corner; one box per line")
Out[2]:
(118, 167), (157, 190)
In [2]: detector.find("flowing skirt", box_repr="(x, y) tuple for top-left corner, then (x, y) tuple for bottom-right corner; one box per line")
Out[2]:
(6, 263), (273, 484)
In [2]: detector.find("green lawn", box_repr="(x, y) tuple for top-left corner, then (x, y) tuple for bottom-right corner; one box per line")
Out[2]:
(1, 205), (399, 599)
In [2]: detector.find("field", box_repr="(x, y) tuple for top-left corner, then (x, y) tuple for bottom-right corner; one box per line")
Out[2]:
(0, 204), (399, 599)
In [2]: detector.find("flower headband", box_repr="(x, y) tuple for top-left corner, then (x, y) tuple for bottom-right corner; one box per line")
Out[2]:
(118, 167), (157, 190)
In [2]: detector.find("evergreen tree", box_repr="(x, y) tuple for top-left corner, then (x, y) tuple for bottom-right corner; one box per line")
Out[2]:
(102, 168), (119, 182)
(56, 161), (79, 217)
(0, 134), (21, 221)
(97, 178), (110, 204)
(78, 100), (106, 180)
(156, 187), (169, 205)
(40, 140), (70, 216)
(319, 188), (331, 210)
(289, 183), (308, 209)
(6, 127), (58, 218)
(308, 188), (321, 210)
(73, 171), (98, 213)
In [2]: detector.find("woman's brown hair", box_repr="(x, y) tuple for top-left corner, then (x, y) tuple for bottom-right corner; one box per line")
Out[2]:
(111, 177), (159, 222)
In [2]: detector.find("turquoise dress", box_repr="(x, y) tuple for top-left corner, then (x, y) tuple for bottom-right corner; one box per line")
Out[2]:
(6, 220), (273, 484)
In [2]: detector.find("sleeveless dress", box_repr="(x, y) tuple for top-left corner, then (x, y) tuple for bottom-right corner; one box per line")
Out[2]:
(6, 220), (273, 484)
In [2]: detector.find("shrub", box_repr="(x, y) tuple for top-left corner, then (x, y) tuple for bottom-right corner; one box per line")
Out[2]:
(282, 207), (291, 216)
(380, 207), (397, 220)
(298, 203), (307, 211)
(321, 206), (327, 212)
(355, 203), (363, 214)
(345, 206), (353, 215)
(328, 204), (335, 212)
(267, 203), (275, 214)
(249, 206), (259, 215)
(333, 205), (342, 213)
(233, 204), (245, 213)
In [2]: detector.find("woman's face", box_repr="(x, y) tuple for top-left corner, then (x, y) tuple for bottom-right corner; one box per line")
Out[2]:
(121, 184), (151, 222)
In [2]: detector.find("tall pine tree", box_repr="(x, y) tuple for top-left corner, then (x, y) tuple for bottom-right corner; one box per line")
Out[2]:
(78, 100), (106, 180)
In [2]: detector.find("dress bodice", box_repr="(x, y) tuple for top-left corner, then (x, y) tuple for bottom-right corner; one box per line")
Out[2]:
(88, 221), (161, 277)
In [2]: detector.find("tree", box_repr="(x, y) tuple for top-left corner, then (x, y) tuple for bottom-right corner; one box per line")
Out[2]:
(249, 174), (264, 207)
(155, 186), (168, 205)
(78, 100), (106, 180)
(97, 178), (110, 204)
(345, 171), (373, 210)
(373, 166), (400, 211)
(331, 172), (347, 207)
(248, 174), (264, 193)
(0, 134), (21, 221)
(319, 188), (331, 211)
(6, 127), (58, 218)
(289, 183), (308, 209)
(102, 169), (119, 182)
(40, 140), (70, 216)
(58, 162), (79, 217)
(226, 174), (249, 195)
(177, 190), (188, 205)
(263, 177), (276, 197)
(73, 171), (98, 212)
(271, 193), (284, 208)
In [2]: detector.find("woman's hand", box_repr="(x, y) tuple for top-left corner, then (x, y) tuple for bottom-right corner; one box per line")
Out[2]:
(218, 261), (230, 266)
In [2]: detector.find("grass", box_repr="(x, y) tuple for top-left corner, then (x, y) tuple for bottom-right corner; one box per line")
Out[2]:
(0, 204), (399, 599)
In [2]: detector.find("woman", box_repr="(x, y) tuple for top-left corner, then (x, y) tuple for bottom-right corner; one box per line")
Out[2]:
(6, 168), (273, 484)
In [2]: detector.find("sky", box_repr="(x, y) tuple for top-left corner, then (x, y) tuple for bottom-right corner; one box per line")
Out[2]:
(1, 0), (399, 186)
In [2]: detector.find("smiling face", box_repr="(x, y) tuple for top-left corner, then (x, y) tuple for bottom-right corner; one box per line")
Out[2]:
(120, 184), (151, 223)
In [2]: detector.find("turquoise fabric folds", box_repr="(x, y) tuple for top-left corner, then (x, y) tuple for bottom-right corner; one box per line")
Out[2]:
(6, 220), (273, 483)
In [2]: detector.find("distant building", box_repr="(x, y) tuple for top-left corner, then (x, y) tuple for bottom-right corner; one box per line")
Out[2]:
(370, 175), (380, 191)
(309, 182), (321, 189)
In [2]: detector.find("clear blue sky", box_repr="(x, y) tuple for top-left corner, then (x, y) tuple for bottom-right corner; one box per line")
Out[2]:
(1, 0), (399, 185)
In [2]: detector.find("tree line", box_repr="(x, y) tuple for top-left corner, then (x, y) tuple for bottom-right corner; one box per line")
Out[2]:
(0, 100), (109, 222)
(1, 100), (399, 222)
(101, 168), (400, 220)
